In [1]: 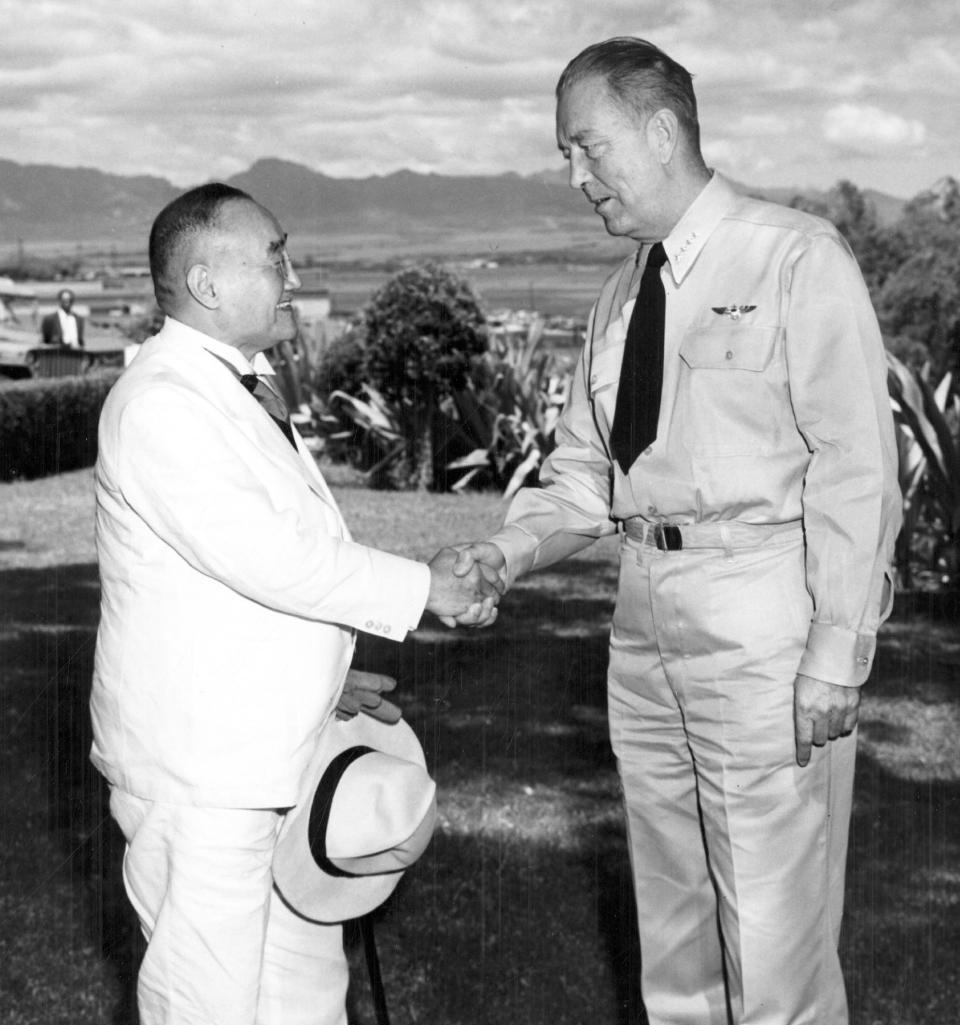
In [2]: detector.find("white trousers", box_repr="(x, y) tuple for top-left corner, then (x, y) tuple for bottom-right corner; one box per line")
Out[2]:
(609, 530), (855, 1025)
(109, 788), (349, 1025)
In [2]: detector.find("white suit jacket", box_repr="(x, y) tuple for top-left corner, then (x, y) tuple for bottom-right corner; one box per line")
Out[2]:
(91, 318), (430, 808)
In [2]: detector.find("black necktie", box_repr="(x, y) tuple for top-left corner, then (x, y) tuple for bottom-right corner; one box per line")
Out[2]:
(609, 242), (668, 473)
(238, 373), (298, 450)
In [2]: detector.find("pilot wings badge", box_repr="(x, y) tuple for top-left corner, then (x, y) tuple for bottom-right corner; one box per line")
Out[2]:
(711, 305), (757, 322)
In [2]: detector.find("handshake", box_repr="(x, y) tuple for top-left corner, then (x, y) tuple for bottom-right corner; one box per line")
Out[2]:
(337, 541), (507, 725)
(425, 542), (507, 629)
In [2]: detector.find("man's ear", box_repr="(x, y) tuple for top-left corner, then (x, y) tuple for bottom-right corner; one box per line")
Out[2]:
(186, 264), (219, 310)
(646, 108), (679, 165)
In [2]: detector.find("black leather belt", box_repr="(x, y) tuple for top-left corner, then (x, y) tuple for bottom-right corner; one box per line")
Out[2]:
(621, 517), (804, 552)
(654, 524), (683, 550)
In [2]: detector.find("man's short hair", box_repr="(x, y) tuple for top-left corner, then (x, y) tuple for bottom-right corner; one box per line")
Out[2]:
(557, 37), (701, 150)
(148, 182), (253, 312)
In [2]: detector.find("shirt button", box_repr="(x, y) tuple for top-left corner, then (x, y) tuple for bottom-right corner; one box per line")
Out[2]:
(647, 504), (657, 514)
(857, 656), (869, 665)
(644, 446), (653, 455)
(725, 350), (734, 360)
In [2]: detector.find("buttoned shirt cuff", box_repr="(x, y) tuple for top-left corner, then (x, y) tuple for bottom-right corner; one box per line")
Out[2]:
(798, 622), (876, 687)
(485, 524), (539, 588)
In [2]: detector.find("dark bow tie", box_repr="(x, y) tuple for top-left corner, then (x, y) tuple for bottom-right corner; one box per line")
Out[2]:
(204, 351), (298, 450)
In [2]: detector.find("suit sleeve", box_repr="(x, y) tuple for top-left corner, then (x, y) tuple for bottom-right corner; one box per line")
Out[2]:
(111, 384), (430, 640)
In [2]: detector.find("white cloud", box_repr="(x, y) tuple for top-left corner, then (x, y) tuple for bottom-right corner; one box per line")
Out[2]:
(0, 0), (954, 196)
(822, 104), (927, 154)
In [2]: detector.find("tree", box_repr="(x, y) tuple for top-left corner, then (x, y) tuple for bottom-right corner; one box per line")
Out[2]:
(361, 262), (486, 489)
(876, 179), (960, 382)
(791, 177), (960, 387)
(790, 180), (903, 294)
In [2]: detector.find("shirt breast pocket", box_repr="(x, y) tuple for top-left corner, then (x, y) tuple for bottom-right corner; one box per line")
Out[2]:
(588, 346), (625, 430)
(679, 325), (778, 372)
(677, 325), (782, 457)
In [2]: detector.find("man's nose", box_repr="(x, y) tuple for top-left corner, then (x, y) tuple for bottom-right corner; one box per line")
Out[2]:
(567, 150), (593, 190)
(282, 252), (302, 292)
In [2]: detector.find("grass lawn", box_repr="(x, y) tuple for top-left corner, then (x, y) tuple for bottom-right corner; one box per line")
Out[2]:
(0, 465), (958, 1024)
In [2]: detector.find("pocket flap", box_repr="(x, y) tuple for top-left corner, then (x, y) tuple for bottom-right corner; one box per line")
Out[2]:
(588, 345), (624, 393)
(679, 326), (778, 372)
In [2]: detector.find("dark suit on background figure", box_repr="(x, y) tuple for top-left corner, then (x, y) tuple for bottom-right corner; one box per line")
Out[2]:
(41, 289), (84, 347)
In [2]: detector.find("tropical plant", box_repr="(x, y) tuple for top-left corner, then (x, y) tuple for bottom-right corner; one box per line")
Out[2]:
(320, 384), (407, 487)
(263, 307), (330, 413)
(361, 262), (486, 490)
(443, 317), (571, 498)
(886, 350), (960, 588)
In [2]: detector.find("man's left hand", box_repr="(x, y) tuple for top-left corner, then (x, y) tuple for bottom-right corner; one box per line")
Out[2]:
(336, 669), (402, 724)
(794, 674), (860, 767)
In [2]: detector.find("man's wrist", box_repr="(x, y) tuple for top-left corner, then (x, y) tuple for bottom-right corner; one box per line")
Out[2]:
(798, 622), (877, 686)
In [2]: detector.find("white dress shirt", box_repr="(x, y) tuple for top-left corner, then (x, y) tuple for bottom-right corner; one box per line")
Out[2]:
(58, 308), (79, 347)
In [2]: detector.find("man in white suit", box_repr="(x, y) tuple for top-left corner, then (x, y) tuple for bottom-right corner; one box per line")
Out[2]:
(90, 183), (499, 1025)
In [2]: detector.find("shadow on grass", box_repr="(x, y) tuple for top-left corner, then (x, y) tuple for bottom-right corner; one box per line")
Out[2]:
(0, 558), (640, 1024)
(343, 823), (645, 1025)
(2, 556), (958, 1025)
(0, 563), (142, 1024)
(844, 753), (960, 1024)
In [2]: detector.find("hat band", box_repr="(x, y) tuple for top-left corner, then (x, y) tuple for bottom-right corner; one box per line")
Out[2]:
(306, 745), (374, 879)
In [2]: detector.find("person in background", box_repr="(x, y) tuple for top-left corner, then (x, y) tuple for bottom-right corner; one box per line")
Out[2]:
(453, 37), (901, 1025)
(90, 182), (500, 1025)
(41, 287), (84, 347)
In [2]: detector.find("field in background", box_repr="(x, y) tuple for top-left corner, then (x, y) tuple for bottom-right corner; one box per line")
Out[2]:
(322, 259), (619, 320)
(6, 258), (624, 330)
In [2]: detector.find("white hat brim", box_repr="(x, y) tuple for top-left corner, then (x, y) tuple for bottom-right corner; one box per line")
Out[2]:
(273, 715), (436, 924)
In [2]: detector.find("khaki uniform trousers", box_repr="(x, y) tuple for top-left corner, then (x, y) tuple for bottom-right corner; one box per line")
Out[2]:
(110, 788), (349, 1025)
(609, 524), (855, 1025)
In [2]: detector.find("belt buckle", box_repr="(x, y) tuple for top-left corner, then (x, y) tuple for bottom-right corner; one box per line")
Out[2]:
(655, 524), (683, 551)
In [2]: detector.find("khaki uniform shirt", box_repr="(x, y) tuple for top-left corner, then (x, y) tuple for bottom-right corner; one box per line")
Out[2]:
(490, 173), (901, 688)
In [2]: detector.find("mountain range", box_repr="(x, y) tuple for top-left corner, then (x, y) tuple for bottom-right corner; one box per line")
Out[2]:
(0, 156), (917, 260)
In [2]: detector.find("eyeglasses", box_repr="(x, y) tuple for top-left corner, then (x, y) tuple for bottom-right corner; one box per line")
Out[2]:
(258, 246), (296, 279)
(230, 244), (294, 277)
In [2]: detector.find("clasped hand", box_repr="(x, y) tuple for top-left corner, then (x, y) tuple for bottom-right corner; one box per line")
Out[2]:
(426, 543), (506, 628)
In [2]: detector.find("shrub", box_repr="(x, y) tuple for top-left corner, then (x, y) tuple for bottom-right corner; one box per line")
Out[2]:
(361, 263), (486, 489)
(315, 326), (367, 400)
(0, 371), (121, 481)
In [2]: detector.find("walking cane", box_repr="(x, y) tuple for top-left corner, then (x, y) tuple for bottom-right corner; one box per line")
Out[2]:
(359, 913), (390, 1025)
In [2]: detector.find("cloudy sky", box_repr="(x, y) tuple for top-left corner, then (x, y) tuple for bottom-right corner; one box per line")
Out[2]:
(1, 0), (956, 199)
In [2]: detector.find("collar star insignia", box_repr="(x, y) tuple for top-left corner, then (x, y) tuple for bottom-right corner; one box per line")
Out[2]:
(711, 305), (757, 322)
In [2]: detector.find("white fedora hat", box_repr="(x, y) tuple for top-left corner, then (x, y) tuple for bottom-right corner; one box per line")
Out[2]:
(273, 714), (437, 924)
